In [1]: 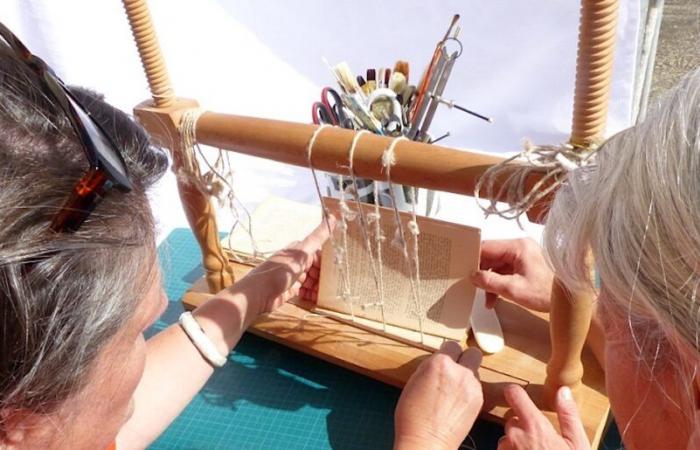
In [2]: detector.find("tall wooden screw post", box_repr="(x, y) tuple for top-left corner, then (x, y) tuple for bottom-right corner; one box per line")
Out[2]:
(122, 0), (235, 292)
(544, 0), (619, 407)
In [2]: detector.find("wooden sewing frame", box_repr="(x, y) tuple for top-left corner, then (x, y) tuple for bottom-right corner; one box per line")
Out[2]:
(122, 0), (619, 446)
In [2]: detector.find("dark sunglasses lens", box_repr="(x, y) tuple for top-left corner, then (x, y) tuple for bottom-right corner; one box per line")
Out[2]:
(67, 96), (128, 179)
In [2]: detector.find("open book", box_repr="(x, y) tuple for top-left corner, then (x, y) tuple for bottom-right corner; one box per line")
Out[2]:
(317, 197), (481, 349)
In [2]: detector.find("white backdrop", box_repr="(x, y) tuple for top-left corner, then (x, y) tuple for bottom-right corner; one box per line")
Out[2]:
(1, 1), (641, 242)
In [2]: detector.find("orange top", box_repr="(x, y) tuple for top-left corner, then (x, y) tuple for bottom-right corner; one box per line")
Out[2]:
(105, 443), (116, 450)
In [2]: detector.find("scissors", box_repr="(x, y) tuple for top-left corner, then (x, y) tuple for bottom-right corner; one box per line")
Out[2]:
(311, 87), (353, 128)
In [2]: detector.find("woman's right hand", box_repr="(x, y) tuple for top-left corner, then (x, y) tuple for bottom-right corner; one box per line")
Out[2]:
(394, 342), (483, 450)
(470, 238), (554, 312)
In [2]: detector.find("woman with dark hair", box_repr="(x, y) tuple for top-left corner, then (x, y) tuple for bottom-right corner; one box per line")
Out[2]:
(0, 22), (330, 448)
(0, 23), (483, 449)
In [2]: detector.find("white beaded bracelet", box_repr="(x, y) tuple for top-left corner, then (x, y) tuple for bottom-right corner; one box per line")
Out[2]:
(178, 311), (228, 368)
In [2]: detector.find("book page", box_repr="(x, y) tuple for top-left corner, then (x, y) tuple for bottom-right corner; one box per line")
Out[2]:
(318, 197), (481, 341)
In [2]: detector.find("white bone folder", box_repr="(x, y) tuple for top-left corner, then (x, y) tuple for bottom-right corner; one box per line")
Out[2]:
(470, 289), (505, 354)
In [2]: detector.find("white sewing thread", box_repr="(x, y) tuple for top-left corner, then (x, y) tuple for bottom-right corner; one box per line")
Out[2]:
(337, 171), (356, 318)
(474, 139), (599, 227)
(306, 124), (333, 233)
(345, 130), (388, 331)
(306, 125), (355, 319)
(178, 108), (206, 190)
(180, 109), (259, 264)
(382, 137), (425, 343)
(407, 183), (424, 339)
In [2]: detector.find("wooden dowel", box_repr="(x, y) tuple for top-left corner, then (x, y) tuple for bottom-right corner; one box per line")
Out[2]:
(196, 112), (517, 198)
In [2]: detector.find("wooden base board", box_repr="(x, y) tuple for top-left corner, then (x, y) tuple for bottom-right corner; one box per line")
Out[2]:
(183, 264), (610, 448)
(309, 306), (462, 351)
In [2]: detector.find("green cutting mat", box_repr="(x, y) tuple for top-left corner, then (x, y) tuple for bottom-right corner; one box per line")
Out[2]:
(149, 228), (623, 449)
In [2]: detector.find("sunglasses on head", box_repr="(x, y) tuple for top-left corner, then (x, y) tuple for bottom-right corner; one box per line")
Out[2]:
(0, 22), (133, 233)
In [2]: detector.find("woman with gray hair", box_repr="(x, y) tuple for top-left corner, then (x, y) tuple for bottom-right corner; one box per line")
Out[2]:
(473, 67), (700, 449)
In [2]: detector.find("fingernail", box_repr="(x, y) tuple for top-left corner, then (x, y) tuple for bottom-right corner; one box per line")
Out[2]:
(559, 386), (573, 401)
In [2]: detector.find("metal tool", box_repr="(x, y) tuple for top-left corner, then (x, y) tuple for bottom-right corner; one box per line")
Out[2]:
(407, 15), (463, 142)
(431, 94), (492, 123)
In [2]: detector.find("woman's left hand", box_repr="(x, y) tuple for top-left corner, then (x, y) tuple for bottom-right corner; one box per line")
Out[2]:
(245, 217), (334, 315)
(498, 385), (590, 450)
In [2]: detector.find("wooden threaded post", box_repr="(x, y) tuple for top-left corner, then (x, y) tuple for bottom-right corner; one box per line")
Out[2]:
(545, 0), (619, 408)
(570, 0), (620, 147)
(122, 0), (175, 107)
(124, 0), (235, 293)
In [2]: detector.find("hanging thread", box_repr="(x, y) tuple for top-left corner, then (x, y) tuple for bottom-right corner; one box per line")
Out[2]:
(306, 125), (356, 319)
(344, 130), (388, 331)
(178, 108), (206, 188)
(179, 109), (258, 263)
(474, 140), (599, 226)
(364, 177), (388, 315)
(382, 137), (425, 343)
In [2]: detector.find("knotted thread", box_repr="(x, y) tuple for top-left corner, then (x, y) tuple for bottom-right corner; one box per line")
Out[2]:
(306, 125), (355, 319)
(178, 108), (206, 190)
(382, 137), (425, 343)
(179, 109), (258, 262)
(342, 131), (388, 331)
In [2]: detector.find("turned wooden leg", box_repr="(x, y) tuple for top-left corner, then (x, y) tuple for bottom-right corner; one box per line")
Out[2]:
(174, 158), (236, 292)
(544, 280), (594, 406)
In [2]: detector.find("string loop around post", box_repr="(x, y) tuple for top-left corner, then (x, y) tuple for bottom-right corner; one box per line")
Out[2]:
(180, 109), (259, 264)
(474, 140), (600, 226)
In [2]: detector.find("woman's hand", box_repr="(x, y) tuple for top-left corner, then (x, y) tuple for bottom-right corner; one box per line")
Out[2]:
(498, 385), (589, 450)
(245, 217), (334, 316)
(394, 342), (483, 450)
(471, 238), (554, 312)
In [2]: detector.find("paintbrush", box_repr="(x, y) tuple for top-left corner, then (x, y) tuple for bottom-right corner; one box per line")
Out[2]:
(394, 60), (409, 83)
